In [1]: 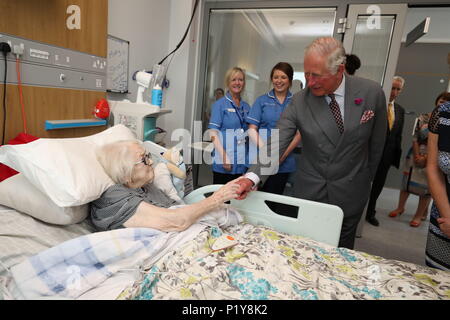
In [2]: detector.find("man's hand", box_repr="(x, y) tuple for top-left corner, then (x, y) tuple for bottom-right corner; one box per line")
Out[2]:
(234, 177), (254, 200)
(437, 217), (450, 238)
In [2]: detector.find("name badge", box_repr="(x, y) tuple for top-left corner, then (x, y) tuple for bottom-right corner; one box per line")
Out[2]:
(236, 128), (246, 145)
(227, 108), (236, 113)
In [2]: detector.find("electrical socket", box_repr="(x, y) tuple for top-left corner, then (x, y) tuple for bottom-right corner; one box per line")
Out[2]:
(0, 42), (11, 56)
(13, 43), (25, 56)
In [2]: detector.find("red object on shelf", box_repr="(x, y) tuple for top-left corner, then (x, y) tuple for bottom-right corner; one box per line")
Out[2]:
(93, 98), (110, 119)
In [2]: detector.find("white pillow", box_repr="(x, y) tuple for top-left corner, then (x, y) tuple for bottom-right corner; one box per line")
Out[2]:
(0, 173), (88, 225)
(0, 124), (136, 207)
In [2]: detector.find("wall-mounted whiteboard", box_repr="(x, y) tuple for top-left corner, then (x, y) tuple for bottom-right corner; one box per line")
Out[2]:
(107, 35), (129, 93)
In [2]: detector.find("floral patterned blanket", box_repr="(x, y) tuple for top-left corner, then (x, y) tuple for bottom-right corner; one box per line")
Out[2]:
(118, 223), (450, 300)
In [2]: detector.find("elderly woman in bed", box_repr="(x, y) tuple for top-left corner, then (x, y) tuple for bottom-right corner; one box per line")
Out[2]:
(90, 140), (241, 232)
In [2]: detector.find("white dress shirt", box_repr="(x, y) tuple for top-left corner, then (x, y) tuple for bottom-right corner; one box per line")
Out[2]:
(324, 75), (346, 120)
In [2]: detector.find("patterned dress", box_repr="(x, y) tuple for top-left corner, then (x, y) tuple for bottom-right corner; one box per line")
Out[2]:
(425, 102), (450, 270)
(401, 113), (430, 195)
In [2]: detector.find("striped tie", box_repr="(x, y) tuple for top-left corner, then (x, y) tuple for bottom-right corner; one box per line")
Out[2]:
(328, 94), (344, 134)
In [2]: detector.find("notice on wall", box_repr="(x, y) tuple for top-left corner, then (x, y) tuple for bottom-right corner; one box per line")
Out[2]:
(107, 35), (129, 93)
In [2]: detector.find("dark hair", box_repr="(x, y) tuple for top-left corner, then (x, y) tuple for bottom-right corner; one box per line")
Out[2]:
(345, 54), (361, 75)
(270, 62), (294, 84)
(435, 91), (450, 106)
(215, 88), (224, 95)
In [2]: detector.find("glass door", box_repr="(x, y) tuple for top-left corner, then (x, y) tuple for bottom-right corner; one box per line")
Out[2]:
(341, 4), (407, 238)
(195, 6), (337, 187)
(342, 4), (408, 99)
(201, 7), (337, 136)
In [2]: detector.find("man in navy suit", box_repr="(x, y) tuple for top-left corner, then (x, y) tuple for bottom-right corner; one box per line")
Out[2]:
(365, 76), (405, 226)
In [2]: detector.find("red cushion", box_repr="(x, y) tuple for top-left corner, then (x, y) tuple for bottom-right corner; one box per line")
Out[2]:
(0, 133), (39, 182)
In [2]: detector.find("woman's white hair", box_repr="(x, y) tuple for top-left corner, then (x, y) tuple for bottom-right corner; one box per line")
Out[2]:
(96, 139), (143, 184)
(305, 37), (346, 75)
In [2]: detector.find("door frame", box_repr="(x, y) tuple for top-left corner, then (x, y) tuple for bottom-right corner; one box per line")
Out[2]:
(342, 3), (408, 100)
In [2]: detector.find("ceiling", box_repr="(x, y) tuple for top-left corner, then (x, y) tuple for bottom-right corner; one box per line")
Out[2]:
(240, 8), (336, 48)
(238, 6), (450, 45)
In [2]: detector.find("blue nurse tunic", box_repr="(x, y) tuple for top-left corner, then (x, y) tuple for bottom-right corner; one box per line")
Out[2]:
(208, 92), (251, 174)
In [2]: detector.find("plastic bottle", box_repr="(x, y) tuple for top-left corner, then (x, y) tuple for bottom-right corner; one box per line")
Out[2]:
(151, 84), (163, 107)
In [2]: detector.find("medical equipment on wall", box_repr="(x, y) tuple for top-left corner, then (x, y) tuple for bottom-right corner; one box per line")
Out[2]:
(110, 69), (169, 142)
(135, 63), (167, 107)
(109, 100), (171, 142)
(110, 62), (171, 142)
(110, 0), (199, 143)
(135, 71), (152, 104)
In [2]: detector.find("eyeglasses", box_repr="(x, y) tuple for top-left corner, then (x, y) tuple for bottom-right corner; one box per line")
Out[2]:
(134, 152), (152, 166)
(304, 72), (332, 80)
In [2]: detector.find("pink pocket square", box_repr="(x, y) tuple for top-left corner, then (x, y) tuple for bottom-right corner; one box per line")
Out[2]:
(360, 110), (375, 124)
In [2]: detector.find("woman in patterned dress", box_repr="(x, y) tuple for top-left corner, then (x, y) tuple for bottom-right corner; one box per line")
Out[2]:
(389, 92), (450, 227)
(425, 100), (450, 270)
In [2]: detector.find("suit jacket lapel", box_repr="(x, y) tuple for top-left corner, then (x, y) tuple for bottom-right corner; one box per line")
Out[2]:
(306, 90), (340, 146)
(343, 76), (363, 134)
(392, 102), (401, 132)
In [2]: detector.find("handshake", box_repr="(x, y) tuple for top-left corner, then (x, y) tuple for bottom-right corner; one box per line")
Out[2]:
(234, 177), (255, 200)
(215, 177), (255, 203)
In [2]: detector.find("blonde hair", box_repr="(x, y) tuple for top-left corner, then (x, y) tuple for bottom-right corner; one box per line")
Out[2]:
(96, 139), (143, 184)
(224, 67), (246, 92)
(305, 37), (346, 74)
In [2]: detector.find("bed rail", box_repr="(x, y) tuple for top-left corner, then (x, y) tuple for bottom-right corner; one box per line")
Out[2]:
(185, 185), (343, 247)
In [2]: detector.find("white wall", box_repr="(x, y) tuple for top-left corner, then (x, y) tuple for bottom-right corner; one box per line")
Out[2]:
(108, 0), (199, 147)
(107, 0), (171, 103)
(162, 0), (198, 146)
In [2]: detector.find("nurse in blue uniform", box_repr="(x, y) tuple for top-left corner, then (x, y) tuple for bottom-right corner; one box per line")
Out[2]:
(247, 62), (301, 195)
(208, 67), (251, 184)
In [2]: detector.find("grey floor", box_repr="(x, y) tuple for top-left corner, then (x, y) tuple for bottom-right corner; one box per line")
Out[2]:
(196, 165), (429, 266)
(354, 187), (429, 266)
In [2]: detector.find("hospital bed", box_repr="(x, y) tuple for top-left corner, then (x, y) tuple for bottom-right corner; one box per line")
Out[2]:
(1, 136), (450, 300)
(145, 140), (344, 247)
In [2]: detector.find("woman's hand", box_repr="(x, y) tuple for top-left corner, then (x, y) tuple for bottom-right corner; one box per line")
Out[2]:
(211, 179), (240, 204)
(414, 154), (427, 168)
(223, 157), (232, 171)
(437, 217), (450, 237)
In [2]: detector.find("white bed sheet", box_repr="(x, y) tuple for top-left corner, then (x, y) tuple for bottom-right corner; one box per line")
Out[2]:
(0, 205), (95, 277)
(0, 204), (242, 300)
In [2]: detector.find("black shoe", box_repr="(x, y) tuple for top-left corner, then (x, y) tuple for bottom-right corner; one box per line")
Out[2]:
(366, 217), (379, 227)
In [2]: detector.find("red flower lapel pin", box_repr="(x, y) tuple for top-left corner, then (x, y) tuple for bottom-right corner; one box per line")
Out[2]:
(354, 98), (363, 105)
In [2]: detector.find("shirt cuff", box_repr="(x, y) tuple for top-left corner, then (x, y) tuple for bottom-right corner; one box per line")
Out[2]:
(244, 172), (260, 189)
